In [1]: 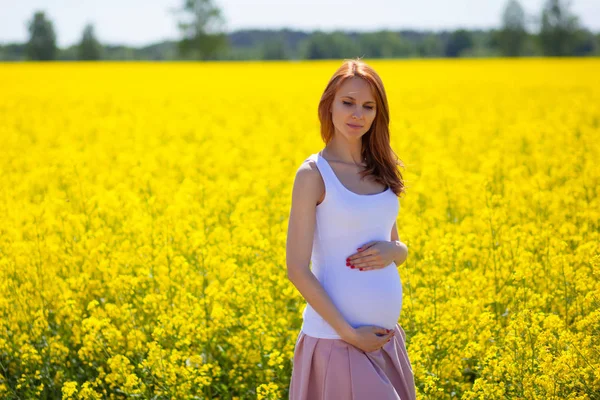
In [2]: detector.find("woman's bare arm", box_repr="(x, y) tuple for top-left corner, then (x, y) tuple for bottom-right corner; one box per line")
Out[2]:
(391, 221), (409, 266)
(286, 159), (356, 342)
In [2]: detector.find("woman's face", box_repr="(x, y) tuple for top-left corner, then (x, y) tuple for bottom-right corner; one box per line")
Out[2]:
(330, 77), (377, 139)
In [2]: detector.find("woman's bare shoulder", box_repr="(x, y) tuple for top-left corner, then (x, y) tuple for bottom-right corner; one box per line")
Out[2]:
(293, 157), (324, 204)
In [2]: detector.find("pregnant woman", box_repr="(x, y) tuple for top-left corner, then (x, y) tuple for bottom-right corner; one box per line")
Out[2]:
(286, 58), (417, 400)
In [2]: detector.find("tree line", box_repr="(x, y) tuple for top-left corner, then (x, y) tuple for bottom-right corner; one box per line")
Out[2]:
(1, 0), (598, 62)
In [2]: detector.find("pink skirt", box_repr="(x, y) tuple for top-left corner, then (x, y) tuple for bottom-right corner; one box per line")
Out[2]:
(289, 322), (417, 400)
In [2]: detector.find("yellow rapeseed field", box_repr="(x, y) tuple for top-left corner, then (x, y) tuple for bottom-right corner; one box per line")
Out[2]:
(0, 58), (599, 399)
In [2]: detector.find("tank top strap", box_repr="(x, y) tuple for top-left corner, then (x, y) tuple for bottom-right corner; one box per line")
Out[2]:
(308, 152), (340, 195)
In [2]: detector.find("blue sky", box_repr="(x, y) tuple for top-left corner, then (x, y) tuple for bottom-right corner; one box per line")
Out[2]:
(1, 0), (598, 47)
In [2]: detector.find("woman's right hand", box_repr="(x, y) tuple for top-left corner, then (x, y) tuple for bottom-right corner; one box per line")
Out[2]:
(343, 325), (395, 353)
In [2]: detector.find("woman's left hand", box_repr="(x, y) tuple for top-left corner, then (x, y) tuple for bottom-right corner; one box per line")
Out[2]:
(346, 240), (397, 271)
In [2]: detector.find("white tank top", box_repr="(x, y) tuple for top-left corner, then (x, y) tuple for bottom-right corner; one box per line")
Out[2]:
(300, 151), (403, 339)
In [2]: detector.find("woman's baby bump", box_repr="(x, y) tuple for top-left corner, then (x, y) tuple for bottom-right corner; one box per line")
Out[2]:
(325, 261), (403, 330)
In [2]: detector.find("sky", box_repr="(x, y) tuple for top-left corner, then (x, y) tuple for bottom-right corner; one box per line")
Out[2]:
(0, 0), (599, 47)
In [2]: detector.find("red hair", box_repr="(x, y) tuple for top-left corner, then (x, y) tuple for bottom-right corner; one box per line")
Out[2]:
(317, 58), (406, 197)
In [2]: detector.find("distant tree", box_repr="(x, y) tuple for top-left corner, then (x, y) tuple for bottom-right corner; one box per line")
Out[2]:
(357, 30), (414, 58)
(77, 23), (102, 60)
(25, 11), (57, 60)
(357, 32), (381, 58)
(303, 32), (329, 59)
(173, 0), (229, 60)
(497, 0), (527, 56)
(0, 43), (27, 61)
(103, 45), (137, 60)
(571, 28), (597, 56)
(58, 45), (79, 60)
(538, 0), (580, 56)
(462, 29), (502, 57)
(303, 31), (359, 59)
(445, 29), (473, 57)
(417, 34), (443, 57)
(261, 37), (288, 60)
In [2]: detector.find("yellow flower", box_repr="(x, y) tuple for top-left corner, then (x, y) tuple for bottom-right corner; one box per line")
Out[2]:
(1, 58), (598, 399)
(61, 381), (78, 399)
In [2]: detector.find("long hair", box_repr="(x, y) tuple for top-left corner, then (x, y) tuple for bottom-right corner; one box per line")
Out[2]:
(318, 58), (406, 197)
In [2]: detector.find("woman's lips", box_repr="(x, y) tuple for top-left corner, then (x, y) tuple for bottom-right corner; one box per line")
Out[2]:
(347, 123), (363, 129)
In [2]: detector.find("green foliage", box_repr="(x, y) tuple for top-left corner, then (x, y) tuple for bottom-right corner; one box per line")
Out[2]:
(497, 0), (528, 56)
(25, 11), (57, 61)
(261, 37), (289, 60)
(177, 32), (228, 60)
(174, 0), (229, 60)
(58, 45), (79, 60)
(97, 45), (138, 60)
(77, 24), (103, 60)
(302, 31), (360, 59)
(0, 43), (26, 61)
(417, 34), (444, 58)
(445, 29), (474, 57)
(571, 28), (598, 56)
(462, 30), (502, 57)
(539, 0), (580, 56)
(357, 30), (415, 58)
(2, 3), (598, 62)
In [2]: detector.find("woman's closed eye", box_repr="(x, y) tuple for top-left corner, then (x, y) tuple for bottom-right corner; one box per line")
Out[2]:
(342, 101), (374, 110)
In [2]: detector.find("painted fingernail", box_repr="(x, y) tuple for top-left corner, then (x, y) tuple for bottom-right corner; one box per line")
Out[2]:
(351, 266), (355, 269)
(359, 268), (363, 271)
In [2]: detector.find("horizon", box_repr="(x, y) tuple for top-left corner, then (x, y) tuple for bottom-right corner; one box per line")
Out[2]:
(1, 0), (599, 48)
